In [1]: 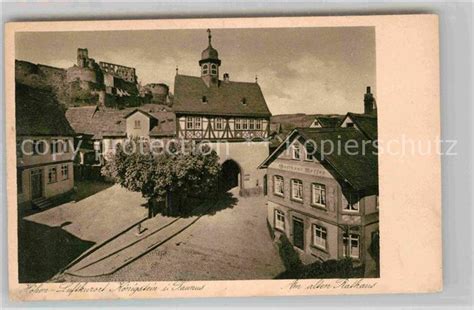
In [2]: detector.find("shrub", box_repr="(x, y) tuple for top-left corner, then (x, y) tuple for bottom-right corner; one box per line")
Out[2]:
(278, 234), (302, 271)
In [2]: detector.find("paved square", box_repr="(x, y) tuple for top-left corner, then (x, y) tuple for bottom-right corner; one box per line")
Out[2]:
(24, 184), (284, 282)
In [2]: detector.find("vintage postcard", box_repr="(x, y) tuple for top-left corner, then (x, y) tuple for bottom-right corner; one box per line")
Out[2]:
(5, 15), (441, 301)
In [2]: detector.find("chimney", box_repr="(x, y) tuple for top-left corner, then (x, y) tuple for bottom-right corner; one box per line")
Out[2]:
(223, 73), (230, 83)
(364, 86), (376, 115)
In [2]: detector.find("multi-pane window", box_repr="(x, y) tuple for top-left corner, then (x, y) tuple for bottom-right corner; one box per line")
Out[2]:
(48, 167), (57, 184)
(249, 119), (255, 130)
(195, 117), (202, 129)
(211, 64), (217, 75)
(235, 118), (241, 130)
(202, 64), (208, 75)
(312, 225), (327, 249)
(291, 179), (303, 201)
(344, 194), (360, 212)
(273, 175), (284, 196)
(215, 118), (224, 130)
(274, 209), (285, 231)
(134, 120), (141, 129)
(343, 233), (360, 258)
(242, 119), (248, 130)
(311, 183), (326, 207)
(292, 143), (301, 160)
(256, 119), (262, 130)
(186, 117), (193, 129)
(186, 116), (202, 130)
(61, 164), (69, 180)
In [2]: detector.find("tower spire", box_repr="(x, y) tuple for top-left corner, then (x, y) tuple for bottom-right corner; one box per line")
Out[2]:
(207, 28), (212, 46)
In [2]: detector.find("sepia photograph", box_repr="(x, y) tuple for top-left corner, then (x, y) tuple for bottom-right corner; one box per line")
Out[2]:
(5, 15), (442, 301)
(14, 26), (379, 283)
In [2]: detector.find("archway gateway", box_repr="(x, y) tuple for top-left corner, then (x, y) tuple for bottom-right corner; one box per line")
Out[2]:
(220, 159), (241, 192)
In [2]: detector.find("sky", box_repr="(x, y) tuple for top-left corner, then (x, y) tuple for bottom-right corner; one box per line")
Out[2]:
(16, 27), (375, 115)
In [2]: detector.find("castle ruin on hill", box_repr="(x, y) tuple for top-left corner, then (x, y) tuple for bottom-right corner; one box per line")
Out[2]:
(15, 48), (171, 109)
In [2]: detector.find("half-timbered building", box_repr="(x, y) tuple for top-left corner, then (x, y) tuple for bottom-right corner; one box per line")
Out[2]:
(173, 30), (272, 195)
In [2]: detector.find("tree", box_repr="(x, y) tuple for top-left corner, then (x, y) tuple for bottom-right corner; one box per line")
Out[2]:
(101, 138), (221, 216)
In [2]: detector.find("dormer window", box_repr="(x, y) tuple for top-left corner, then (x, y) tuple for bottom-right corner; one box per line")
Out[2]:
(292, 143), (301, 160)
(240, 97), (247, 105)
(202, 64), (209, 75)
(202, 96), (208, 104)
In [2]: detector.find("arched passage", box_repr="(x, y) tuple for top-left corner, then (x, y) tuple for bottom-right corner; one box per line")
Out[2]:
(220, 159), (241, 192)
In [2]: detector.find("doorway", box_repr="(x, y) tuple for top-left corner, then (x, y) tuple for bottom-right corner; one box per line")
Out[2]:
(30, 169), (43, 199)
(292, 217), (305, 250)
(220, 160), (241, 192)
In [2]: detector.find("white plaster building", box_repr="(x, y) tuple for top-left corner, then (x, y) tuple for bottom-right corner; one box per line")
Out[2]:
(16, 83), (76, 209)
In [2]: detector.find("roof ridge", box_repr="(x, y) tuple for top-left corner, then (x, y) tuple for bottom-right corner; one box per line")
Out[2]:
(348, 112), (377, 118)
(177, 74), (258, 85)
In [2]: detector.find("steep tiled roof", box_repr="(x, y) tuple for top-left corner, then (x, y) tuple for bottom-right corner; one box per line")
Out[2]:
(16, 83), (75, 136)
(65, 104), (174, 139)
(315, 115), (345, 128)
(149, 111), (176, 137)
(260, 127), (378, 192)
(342, 113), (378, 140)
(172, 74), (271, 117)
(269, 113), (344, 148)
